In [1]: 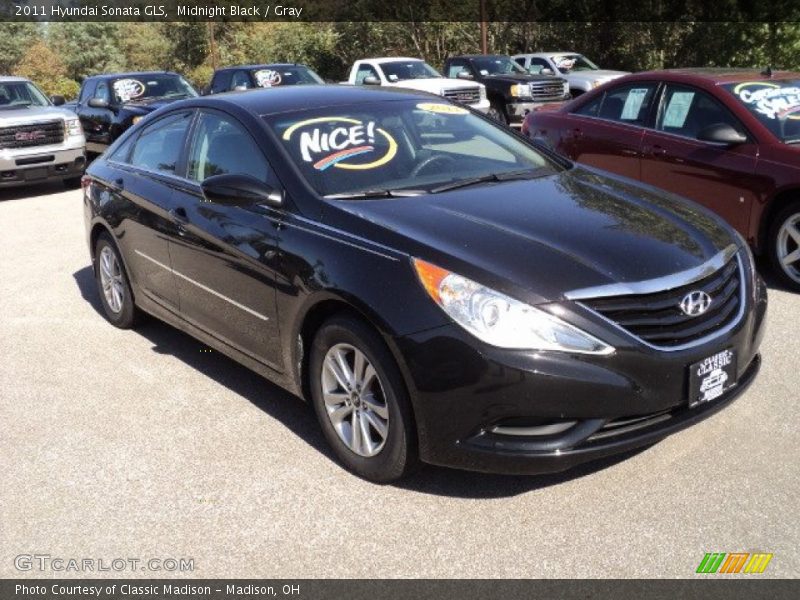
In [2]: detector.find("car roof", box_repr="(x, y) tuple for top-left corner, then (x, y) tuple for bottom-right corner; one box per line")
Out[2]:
(188, 84), (440, 116)
(627, 67), (800, 85)
(451, 54), (511, 60)
(0, 75), (29, 83)
(88, 71), (180, 80)
(362, 57), (424, 64)
(216, 64), (305, 72)
(515, 52), (577, 57)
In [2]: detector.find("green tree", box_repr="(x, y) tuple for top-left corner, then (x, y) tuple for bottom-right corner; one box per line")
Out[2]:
(13, 40), (80, 99)
(0, 22), (41, 72)
(48, 23), (126, 81)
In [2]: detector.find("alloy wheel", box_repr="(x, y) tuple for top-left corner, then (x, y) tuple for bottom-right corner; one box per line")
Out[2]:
(320, 343), (389, 457)
(99, 246), (125, 313)
(777, 213), (800, 285)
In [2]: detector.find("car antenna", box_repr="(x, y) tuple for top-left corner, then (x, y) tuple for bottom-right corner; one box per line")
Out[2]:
(761, 65), (773, 78)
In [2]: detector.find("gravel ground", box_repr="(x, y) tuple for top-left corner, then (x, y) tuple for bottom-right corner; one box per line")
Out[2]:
(1, 183), (797, 579)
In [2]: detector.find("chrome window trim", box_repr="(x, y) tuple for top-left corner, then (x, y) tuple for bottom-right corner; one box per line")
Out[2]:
(573, 251), (746, 353)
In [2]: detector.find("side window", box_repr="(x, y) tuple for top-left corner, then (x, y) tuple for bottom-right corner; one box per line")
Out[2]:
(658, 84), (746, 140)
(446, 61), (467, 78)
(513, 57), (526, 68)
(575, 93), (604, 118)
(529, 58), (551, 74)
(355, 64), (380, 85)
(595, 83), (657, 125)
(210, 71), (232, 94)
(78, 80), (95, 104)
(129, 112), (192, 175)
(187, 111), (272, 184)
(94, 81), (110, 103)
(230, 70), (252, 90)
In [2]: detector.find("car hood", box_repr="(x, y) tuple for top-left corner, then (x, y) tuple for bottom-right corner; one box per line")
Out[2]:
(388, 79), (482, 94)
(483, 73), (559, 85)
(120, 97), (185, 114)
(332, 166), (740, 305)
(0, 105), (77, 125)
(565, 70), (629, 84)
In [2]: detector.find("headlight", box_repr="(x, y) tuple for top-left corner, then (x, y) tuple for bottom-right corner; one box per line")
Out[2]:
(132, 115), (143, 125)
(563, 81), (570, 95)
(413, 258), (614, 354)
(592, 80), (603, 88)
(64, 118), (82, 137)
(509, 83), (531, 99)
(479, 85), (487, 101)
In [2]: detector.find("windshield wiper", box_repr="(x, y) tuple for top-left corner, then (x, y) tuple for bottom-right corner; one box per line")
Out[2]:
(431, 167), (552, 193)
(324, 188), (424, 200)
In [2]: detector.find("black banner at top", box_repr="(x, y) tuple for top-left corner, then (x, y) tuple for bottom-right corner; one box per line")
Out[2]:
(3, 0), (800, 22)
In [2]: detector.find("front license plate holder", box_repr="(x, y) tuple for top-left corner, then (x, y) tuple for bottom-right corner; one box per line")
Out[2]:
(23, 167), (48, 181)
(689, 349), (737, 408)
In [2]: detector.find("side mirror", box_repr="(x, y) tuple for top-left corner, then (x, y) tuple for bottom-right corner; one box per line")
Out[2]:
(540, 68), (555, 76)
(362, 75), (380, 85)
(201, 174), (283, 208)
(88, 97), (109, 109)
(456, 70), (474, 80)
(697, 123), (747, 146)
(50, 95), (65, 106)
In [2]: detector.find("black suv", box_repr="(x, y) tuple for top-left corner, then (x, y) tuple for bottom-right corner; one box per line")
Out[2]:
(69, 71), (197, 155)
(205, 63), (325, 95)
(443, 55), (570, 126)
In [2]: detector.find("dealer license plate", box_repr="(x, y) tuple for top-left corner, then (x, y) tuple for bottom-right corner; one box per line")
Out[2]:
(688, 349), (737, 408)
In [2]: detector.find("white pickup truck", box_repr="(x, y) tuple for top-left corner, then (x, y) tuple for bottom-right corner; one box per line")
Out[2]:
(345, 58), (490, 113)
(0, 76), (86, 188)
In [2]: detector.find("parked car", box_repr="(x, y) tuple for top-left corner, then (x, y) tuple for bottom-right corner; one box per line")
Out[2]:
(512, 52), (628, 96)
(69, 71), (197, 156)
(0, 76), (85, 188)
(345, 57), (490, 113)
(83, 85), (766, 482)
(442, 54), (570, 126)
(205, 63), (325, 95)
(523, 68), (800, 291)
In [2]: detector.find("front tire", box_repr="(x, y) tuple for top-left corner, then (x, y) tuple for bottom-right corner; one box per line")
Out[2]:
(309, 315), (418, 482)
(767, 201), (800, 292)
(94, 233), (140, 328)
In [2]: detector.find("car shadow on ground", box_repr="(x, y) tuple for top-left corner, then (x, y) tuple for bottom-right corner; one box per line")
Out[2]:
(0, 181), (75, 201)
(74, 265), (652, 499)
(755, 254), (795, 293)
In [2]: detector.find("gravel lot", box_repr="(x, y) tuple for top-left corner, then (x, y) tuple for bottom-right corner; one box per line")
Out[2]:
(1, 183), (798, 579)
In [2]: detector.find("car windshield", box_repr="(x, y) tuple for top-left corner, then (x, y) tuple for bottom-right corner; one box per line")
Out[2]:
(265, 99), (560, 197)
(722, 79), (800, 143)
(111, 74), (197, 103)
(0, 81), (50, 110)
(471, 57), (529, 76)
(251, 65), (324, 87)
(380, 61), (442, 82)
(552, 54), (599, 73)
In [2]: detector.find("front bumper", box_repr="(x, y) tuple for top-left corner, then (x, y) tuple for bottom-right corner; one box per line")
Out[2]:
(506, 99), (569, 126)
(0, 140), (86, 187)
(393, 274), (767, 475)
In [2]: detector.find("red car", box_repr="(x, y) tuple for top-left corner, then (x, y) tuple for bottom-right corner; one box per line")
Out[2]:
(523, 68), (800, 291)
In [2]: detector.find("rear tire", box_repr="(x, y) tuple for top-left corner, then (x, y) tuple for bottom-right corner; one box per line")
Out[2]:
(94, 233), (140, 329)
(309, 315), (418, 482)
(767, 201), (800, 292)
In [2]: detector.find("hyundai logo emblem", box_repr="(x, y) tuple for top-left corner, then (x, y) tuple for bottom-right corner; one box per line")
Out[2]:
(680, 291), (712, 317)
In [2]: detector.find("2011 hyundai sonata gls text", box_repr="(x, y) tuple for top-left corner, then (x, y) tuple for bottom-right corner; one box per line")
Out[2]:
(83, 86), (767, 482)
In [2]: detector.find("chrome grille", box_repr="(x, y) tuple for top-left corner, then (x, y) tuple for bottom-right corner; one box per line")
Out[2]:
(530, 80), (567, 101)
(0, 120), (64, 149)
(583, 256), (743, 348)
(442, 87), (480, 104)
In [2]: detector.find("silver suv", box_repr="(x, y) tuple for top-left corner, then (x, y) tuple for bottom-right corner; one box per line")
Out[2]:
(0, 76), (86, 188)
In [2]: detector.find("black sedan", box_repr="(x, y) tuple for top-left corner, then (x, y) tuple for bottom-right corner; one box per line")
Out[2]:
(82, 85), (767, 482)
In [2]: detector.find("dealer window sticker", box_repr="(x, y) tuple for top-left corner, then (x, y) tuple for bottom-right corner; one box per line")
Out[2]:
(621, 88), (649, 120)
(282, 116), (398, 171)
(416, 102), (469, 115)
(734, 81), (800, 120)
(113, 78), (145, 102)
(663, 91), (695, 128)
(254, 69), (282, 88)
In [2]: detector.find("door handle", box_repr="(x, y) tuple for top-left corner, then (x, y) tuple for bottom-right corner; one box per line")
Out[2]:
(169, 207), (189, 235)
(650, 145), (667, 157)
(571, 128), (583, 138)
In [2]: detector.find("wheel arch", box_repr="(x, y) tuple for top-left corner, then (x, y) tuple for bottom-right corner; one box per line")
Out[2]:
(758, 188), (800, 253)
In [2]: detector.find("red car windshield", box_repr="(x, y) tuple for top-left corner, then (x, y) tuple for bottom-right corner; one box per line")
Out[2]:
(722, 79), (800, 143)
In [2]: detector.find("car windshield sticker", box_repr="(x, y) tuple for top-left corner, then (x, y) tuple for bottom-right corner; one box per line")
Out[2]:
(556, 57), (576, 71)
(621, 88), (648, 120)
(663, 91), (695, 128)
(113, 79), (145, 102)
(733, 81), (800, 120)
(416, 102), (469, 115)
(282, 116), (398, 171)
(254, 69), (282, 87)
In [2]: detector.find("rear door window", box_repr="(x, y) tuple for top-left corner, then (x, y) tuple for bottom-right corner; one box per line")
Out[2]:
(594, 83), (658, 125)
